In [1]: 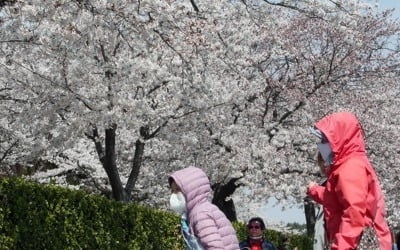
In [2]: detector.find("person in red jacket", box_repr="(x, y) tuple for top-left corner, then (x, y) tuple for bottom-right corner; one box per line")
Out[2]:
(307, 111), (391, 250)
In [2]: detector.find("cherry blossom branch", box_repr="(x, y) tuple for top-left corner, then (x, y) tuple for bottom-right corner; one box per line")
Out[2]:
(190, 0), (199, 12)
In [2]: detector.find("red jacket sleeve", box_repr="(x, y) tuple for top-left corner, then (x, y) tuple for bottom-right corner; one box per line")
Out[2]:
(308, 185), (325, 204)
(331, 161), (368, 250)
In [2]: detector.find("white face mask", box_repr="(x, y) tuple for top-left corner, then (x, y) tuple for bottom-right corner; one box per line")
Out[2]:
(169, 192), (187, 215)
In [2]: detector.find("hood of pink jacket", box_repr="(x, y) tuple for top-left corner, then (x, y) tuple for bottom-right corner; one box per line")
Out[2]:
(169, 166), (210, 212)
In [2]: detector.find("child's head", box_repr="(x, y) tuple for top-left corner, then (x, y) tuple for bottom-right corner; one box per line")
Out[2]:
(168, 178), (181, 193)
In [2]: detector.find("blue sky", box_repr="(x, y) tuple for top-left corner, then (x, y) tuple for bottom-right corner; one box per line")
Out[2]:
(260, 197), (306, 225)
(379, 0), (400, 18)
(259, 1), (400, 225)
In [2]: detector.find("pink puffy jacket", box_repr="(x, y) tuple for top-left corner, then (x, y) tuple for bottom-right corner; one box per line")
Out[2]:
(170, 167), (240, 250)
(308, 112), (391, 250)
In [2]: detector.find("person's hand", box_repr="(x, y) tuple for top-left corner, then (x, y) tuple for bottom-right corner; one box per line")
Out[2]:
(307, 181), (317, 190)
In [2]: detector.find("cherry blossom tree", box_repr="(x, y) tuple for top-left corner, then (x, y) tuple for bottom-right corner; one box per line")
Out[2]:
(1, 0), (399, 227)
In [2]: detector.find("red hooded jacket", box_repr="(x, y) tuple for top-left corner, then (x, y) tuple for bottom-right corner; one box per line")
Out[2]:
(307, 112), (391, 250)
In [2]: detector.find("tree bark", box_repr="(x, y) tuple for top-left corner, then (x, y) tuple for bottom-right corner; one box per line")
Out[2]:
(125, 138), (145, 200)
(103, 124), (128, 201)
(89, 122), (167, 202)
(212, 177), (243, 222)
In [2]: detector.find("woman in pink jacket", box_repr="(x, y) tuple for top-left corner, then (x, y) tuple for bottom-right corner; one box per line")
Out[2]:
(307, 112), (391, 249)
(169, 166), (240, 250)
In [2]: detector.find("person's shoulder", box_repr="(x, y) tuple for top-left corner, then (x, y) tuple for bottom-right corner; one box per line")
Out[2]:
(262, 239), (276, 249)
(192, 202), (228, 218)
(333, 157), (368, 177)
(340, 156), (368, 170)
(239, 239), (249, 247)
(190, 201), (215, 215)
(189, 202), (222, 223)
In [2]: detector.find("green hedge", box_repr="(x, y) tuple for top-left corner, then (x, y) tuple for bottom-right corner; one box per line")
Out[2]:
(0, 178), (312, 250)
(0, 178), (182, 250)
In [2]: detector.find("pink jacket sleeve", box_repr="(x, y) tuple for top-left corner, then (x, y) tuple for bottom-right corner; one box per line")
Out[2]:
(308, 185), (325, 204)
(331, 162), (368, 250)
(192, 212), (225, 249)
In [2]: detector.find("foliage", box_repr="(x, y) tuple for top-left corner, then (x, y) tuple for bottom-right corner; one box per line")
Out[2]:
(0, 177), (183, 249)
(286, 222), (307, 232)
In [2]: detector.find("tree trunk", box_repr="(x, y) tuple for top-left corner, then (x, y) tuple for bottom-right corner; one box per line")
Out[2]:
(89, 123), (163, 202)
(213, 196), (237, 222)
(212, 177), (243, 222)
(103, 124), (128, 201)
(125, 138), (145, 200)
(304, 196), (316, 237)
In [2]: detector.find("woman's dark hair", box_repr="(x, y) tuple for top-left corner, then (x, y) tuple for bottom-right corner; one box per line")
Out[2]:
(168, 177), (174, 186)
(247, 217), (266, 230)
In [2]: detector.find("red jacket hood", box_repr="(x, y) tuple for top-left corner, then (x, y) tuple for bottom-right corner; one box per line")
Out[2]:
(315, 112), (366, 168)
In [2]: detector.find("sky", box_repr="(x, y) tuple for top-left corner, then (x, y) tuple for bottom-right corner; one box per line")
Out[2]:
(258, 0), (400, 226)
(379, 0), (400, 18)
(260, 197), (306, 225)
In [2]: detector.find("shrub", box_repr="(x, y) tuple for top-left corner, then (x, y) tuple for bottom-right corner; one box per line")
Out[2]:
(0, 177), (312, 249)
(0, 178), (183, 249)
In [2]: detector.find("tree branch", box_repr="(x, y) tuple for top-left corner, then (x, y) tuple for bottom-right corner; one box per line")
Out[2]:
(125, 139), (145, 198)
(189, 0), (199, 12)
(262, 0), (325, 20)
(85, 125), (105, 164)
(77, 161), (111, 197)
(153, 28), (189, 65)
(0, 140), (18, 165)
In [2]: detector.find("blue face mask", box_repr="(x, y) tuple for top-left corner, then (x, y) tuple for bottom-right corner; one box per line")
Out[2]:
(317, 142), (334, 166)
